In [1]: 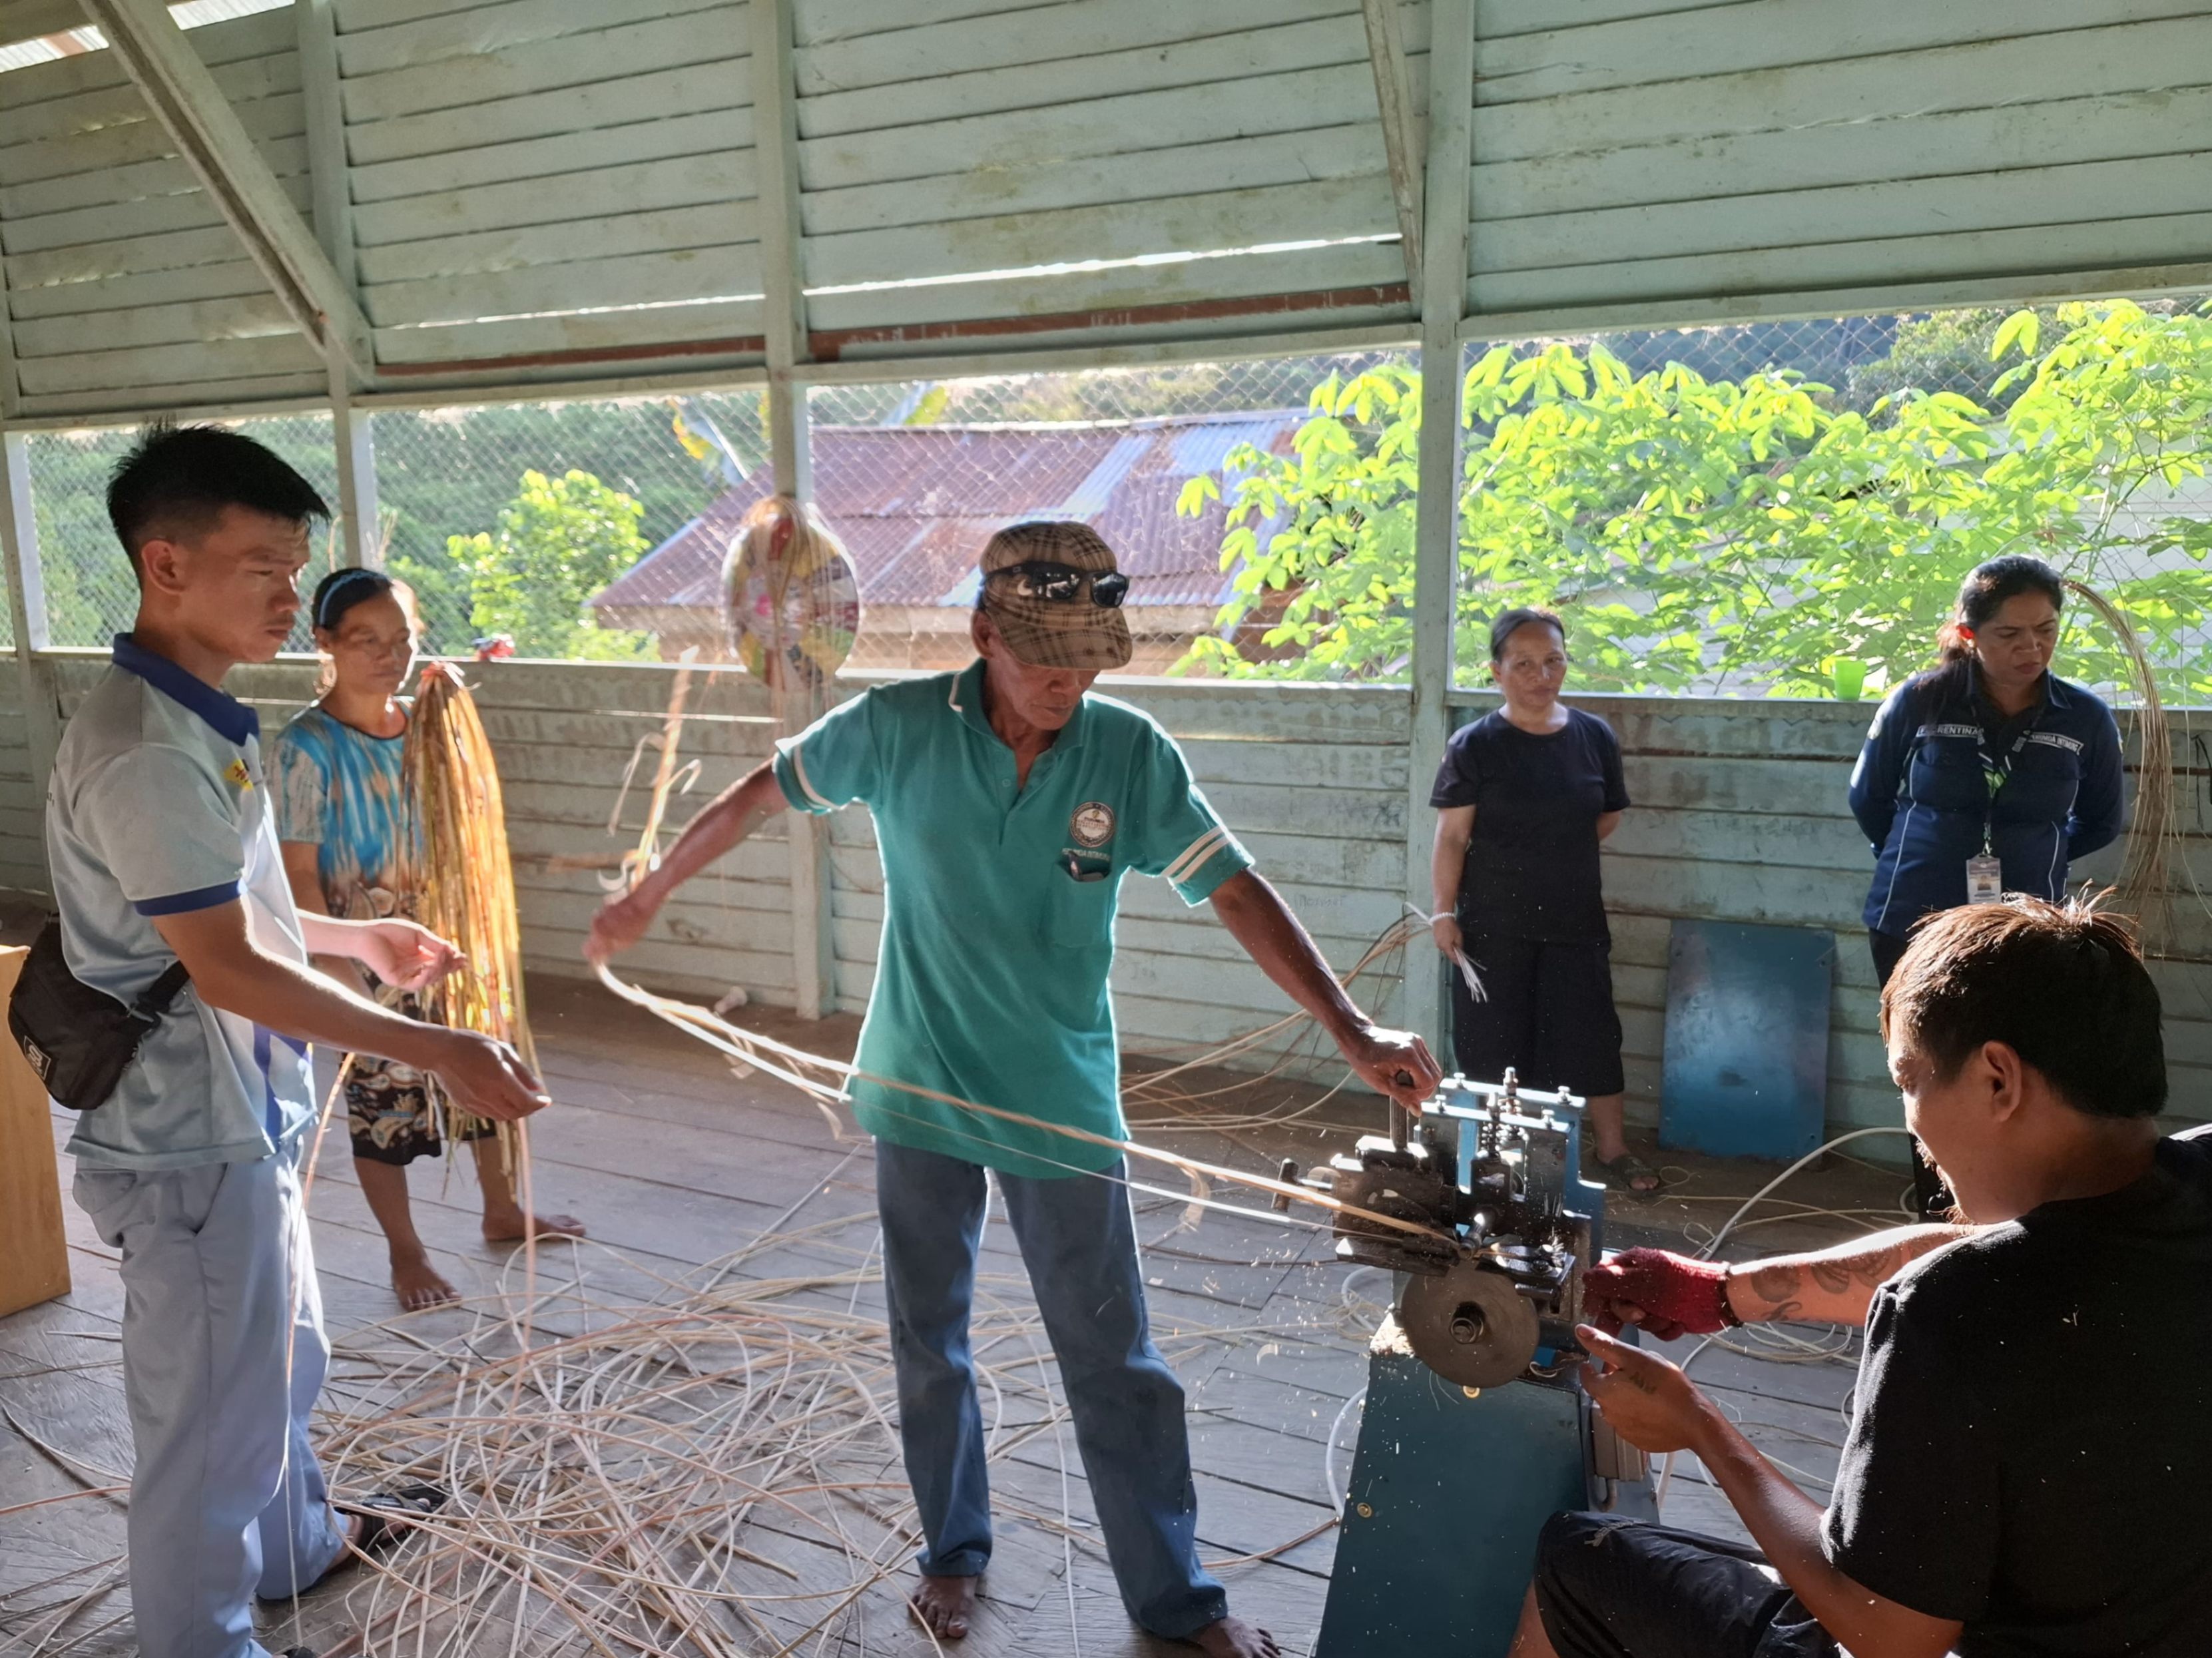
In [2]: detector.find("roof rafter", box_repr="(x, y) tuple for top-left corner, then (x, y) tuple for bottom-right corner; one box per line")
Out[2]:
(78, 0), (374, 378)
(1362, 0), (1426, 305)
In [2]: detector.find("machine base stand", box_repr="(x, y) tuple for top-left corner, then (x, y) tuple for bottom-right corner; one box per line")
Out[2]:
(1314, 1348), (1657, 1657)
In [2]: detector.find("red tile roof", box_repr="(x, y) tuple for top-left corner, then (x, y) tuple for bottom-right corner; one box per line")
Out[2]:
(592, 414), (1300, 617)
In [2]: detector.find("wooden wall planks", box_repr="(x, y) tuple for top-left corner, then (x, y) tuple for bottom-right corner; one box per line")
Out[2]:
(1462, 1), (2212, 320)
(782, 1), (1418, 345)
(0, 11), (323, 414)
(321, 0), (763, 375)
(0, 704), (41, 895)
(3, 659), (2205, 1133)
(7, 0), (2209, 392)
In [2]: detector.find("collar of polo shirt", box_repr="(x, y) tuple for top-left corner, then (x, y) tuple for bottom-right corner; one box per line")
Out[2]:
(111, 633), (260, 746)
(947, 657), (1094, 752)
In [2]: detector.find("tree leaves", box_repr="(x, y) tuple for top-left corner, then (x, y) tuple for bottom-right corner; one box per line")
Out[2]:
(448, 469), (659, 661)
(1175, 304), (2212, 699)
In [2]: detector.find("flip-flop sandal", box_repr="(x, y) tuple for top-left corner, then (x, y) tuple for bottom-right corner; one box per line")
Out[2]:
(350, 1482), (447, 1555)
(261, 1484), (447, 1603)
(1596, 1150), (1664, 1194)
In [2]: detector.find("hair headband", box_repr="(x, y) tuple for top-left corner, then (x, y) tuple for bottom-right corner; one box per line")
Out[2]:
(314, 566), (391, 631)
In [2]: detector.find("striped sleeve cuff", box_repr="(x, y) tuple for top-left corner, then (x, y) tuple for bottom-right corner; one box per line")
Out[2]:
(1164, 824), (1252, 904)
(134, 879), (242, 917)
(772, 740), (834, 815)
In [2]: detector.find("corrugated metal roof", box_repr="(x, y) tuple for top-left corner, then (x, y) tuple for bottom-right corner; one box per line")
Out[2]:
(593, 413), (1304, 617)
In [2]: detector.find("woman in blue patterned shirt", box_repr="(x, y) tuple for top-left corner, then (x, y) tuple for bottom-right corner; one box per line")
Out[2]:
(270, 568), (582, 1311)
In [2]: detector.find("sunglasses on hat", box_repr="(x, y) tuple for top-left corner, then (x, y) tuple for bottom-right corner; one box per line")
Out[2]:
(989, 561), (1129, 609)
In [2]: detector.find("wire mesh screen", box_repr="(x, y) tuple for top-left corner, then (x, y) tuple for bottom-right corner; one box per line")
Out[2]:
(788, 352), (1420, 679)
(13, 298), (2208, 697)
(27, 414), (341, 649)
(1450, 299), (2212, 701)
(370, 392), (770, 661)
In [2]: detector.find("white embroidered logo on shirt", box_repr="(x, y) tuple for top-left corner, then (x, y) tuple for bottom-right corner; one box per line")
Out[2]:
(1070, 801), (1115, 847)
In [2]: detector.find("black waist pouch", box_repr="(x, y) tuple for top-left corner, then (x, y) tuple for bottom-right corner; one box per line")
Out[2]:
(9, 919), (191, 1111)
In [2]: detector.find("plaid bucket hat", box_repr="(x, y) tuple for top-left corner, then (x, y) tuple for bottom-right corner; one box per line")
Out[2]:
(977, 520), (1133, 671)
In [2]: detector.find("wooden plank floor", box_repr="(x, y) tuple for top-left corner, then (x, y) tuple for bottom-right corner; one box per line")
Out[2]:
(1, 972), (1906, 1657)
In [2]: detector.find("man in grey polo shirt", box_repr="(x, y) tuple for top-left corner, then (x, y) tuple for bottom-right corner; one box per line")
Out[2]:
(591, 521), (1440, 1656)
(45, 426), (548, 1658)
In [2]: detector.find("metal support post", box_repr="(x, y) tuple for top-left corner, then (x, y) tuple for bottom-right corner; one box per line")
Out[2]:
(1403, 0), (1476, 1053)
(752, 0), (831, 1017)
(326, 362), (381, 569)
(300, 0), (380, 567)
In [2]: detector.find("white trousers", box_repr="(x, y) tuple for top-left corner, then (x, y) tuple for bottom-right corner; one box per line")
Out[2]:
(73, 1136), (347, 1658)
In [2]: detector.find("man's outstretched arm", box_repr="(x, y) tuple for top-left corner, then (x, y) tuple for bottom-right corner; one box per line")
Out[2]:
(1209, 869), (1441, 1109)
(152, 901), (546, 1122)
(1722, 1225), (1976, 1325)
(587, 760), (788, 961)
(1585, 1225), (1975, 1337)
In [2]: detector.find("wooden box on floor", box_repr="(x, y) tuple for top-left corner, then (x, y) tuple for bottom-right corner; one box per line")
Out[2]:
(0, 944), (71, 1316)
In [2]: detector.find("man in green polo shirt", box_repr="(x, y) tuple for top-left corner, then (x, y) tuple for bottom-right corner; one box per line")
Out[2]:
(589, 520), (1438, 1656)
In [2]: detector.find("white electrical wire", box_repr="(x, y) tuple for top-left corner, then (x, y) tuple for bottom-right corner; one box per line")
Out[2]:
(1654, 1126), (1918, 1516)
(1693, 1127), (1918, 1260)
(1323, 1387), (1368, 1515)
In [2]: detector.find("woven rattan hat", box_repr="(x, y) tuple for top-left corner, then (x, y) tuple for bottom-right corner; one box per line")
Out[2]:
(978, 521), (1133, 671)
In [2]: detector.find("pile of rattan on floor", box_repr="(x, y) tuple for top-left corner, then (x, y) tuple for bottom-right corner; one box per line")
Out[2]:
(294, 1189), (1334, 1658)
(291, 666), (1353, 1658)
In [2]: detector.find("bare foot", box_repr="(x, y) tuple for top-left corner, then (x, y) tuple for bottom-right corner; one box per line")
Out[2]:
(909, 1573), (978, 1641)
(1189, 1616), (1280, 1658)
(391, 1252), (459, 1312)
(481, 1209), (586, 1243)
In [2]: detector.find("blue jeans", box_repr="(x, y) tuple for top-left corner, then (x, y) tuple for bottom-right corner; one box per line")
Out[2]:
(874, 1138), (1227, 1639)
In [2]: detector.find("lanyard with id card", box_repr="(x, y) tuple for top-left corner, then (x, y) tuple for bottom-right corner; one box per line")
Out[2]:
(1965, 853), (2004, 904)
(1968, 710), (2038, 905)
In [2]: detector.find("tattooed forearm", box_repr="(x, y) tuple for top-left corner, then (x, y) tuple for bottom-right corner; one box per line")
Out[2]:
(1808, 1258), (1854, 1296)
(1724, 1226), (1976, 1328)
(1808, 1243), (1915, 1296)
(1741, 1266), (1804, 1322)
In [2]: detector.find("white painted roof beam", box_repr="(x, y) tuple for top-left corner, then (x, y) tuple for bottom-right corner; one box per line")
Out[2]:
(78, 0), (374, 379)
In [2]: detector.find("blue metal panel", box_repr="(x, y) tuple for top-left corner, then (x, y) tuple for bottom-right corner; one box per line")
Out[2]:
(1318, 1365), (1591, 1658)
(1661, 918), (1834, 1161)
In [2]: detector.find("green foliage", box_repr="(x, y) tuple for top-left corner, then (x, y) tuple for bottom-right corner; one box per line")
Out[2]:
(22, 402), (736, 655)
(1178, 364), (1423, 679)
(1841, 307), (2048, 412)
(1179, 301), (2212, 700)
(445, 469), (659, 661)
(370, 397), (742, 653)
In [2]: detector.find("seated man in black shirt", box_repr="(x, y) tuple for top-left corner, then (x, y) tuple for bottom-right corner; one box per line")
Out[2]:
(1508, 896), (2211, 1658)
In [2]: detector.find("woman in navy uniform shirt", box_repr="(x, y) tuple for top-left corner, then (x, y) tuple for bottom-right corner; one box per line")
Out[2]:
(1848, 553), (2124, 1211)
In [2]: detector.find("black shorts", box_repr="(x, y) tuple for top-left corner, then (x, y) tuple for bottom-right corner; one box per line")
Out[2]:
(1533, 1512), (1838, 1658)
(1449, 926), (1625, 1097)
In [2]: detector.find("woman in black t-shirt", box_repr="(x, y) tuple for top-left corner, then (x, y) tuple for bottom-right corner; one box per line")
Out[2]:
(1430, 608), (1652, 1191)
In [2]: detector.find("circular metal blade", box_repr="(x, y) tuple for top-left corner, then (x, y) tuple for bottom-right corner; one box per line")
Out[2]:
(1399, 1262), (1541, 1388)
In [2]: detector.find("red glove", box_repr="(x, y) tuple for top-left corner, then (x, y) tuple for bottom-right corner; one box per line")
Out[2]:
(1582, 1248), (1737, 1341)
